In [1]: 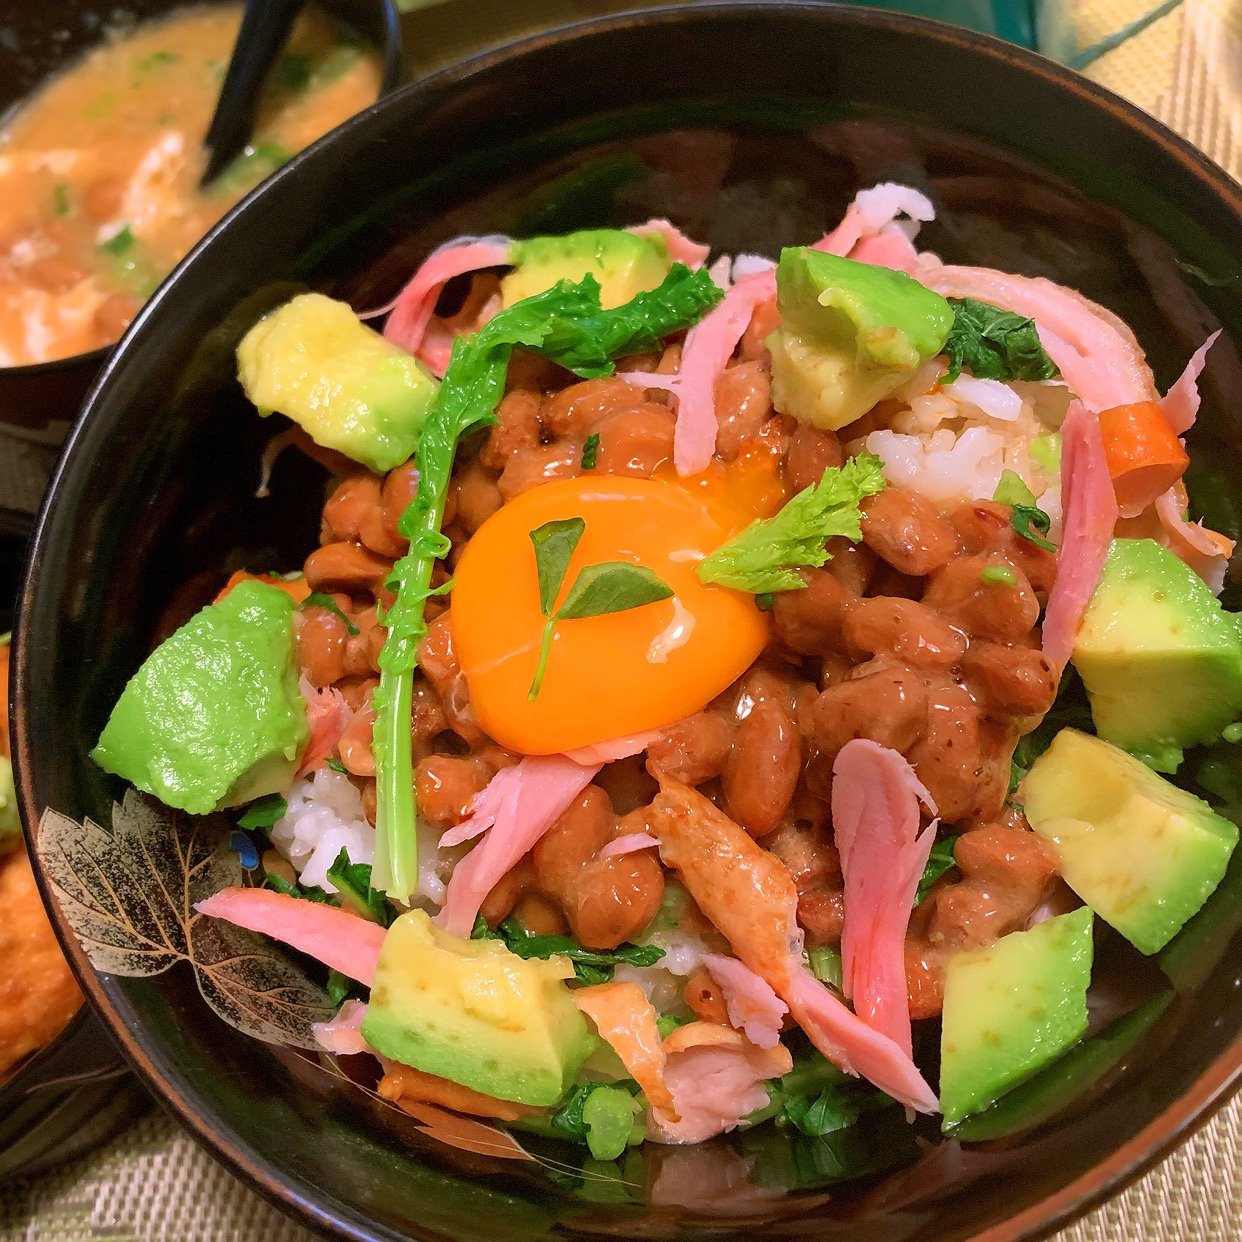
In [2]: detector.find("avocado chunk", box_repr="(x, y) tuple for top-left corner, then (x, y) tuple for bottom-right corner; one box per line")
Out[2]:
(0, 756), (19, 853)
(1073, 538), (1242, 773)
(1023, 728), (1238, 954)
(237, 292), (438, 475)
(503, 228), (671, 310)
(767, 247), (954, 431)
(361, 909), (595, 1107)
(92, 580), (308, 816)
(940, 906), (1093, 1127)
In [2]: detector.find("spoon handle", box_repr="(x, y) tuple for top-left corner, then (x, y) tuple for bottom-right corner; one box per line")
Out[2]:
(201, 0), (307, 188)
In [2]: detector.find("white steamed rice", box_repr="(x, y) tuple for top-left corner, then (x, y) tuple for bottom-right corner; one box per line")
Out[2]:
(270, 768), (375, 892)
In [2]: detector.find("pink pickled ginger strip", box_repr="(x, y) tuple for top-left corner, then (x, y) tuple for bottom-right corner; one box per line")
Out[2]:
(435, 754), (599, 937)
(831, 740), (938, 1058)
(313, 1000), (372, 1057)
(674, 271), (776, 476)
(786, 968), (940, 1113)
(1041, 401), (1119, 671)
(628, 219), (711, 269)
(296, 685), (352, 778)
(194, 888), (386, 985)
(1161, 330), (1220, 435)
(382, 237), (512, 357)
(598, 833), (659, 860)
(703, 955), (788, 1049)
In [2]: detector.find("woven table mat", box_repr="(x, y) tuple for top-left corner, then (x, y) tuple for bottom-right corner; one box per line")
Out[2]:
(5, 3), (1242, 1239)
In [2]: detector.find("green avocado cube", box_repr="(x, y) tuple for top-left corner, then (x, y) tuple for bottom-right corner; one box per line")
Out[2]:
(768, 247), (954, 431)
(940, 907), (1094, 1127)
(92, 580), (308, 815)
(503, 228), (671, 310)
(1073, 538), (1242, 772)
(1023, 728), (1238, 954)
(237, 292), (438, 475)
(361, 909), (595, 1107)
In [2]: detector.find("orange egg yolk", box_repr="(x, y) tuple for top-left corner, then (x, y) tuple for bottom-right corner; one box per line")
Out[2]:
(451, 466), (782, 756)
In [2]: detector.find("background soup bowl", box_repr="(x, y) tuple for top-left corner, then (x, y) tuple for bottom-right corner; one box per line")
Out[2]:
(0, 0), (401, 532)
(14, 4), (1242, 1238)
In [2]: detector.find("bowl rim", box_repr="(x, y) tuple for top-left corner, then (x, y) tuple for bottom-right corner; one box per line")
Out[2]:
(14, 3), (1242, 1238)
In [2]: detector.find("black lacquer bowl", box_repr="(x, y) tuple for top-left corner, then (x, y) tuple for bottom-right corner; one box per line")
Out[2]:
(14, 4), (1242, 1238)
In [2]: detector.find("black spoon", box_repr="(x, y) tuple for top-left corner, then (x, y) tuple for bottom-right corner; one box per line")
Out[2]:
(200, 0), (307, 188)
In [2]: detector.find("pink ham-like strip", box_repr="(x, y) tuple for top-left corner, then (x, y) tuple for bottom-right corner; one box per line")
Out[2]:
(313, 999), (372, 1057)
(1161, 330), (1221, 435)
(702, 955), (788, 1049)
(916, 262), (1155, 413)
(295, 685), (352, 778)
(831, 740), (938, 1058)
(598, 833), (659, 861)
(674, 271), (777, 476)
(785, 968), (939, 1113)
(435, 754), (599, 937)
(1155, 486), (1234, 595)
(628, 219), (711, 269)
(1041, 401), (1120, 671)
(382, 238), (512, 358)
(563, 729), (661, 766)
(847, 230), (920, 274)
(194, 888), (386, 985)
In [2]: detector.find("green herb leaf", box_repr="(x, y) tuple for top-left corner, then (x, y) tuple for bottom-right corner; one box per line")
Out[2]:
(211, 142), (291, 197)
(325, 757), (347, 774)
(581, 433), (600, 470)
(656, 1013), (693, 1039)
(137, 50), (179, 70)
(371, 270), (722, 899)
(100, 226), (135, 257)
(52, 184), (71, 217)
(980, 565), (1018, 586)
(556, 562), (674, 621)
(530, 517), (585, 616)
(783, 1086), (862, 1138)
(474, 917), (664, 984)
(327, 969), (351, 1008)
(993, 469), (1037, 508)
(265, 871), (330, 903)
(943, 297), (1061, 384)
(697, 453), (887, 593)
(237, 793), (287, 830)
(278, 51), (314, 91)
(325, 848), (394, 926)
(806, 944), (843, 989)
(1011, 504), (1057, 552)
(303, 592), (359, 635)
(915, 835), (959, 905)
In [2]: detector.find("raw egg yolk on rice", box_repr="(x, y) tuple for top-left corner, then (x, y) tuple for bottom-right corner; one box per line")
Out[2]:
(451, 464), (782, 755)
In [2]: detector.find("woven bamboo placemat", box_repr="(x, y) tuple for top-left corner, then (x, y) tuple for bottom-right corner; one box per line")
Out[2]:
(4, 2), (1242, 1237)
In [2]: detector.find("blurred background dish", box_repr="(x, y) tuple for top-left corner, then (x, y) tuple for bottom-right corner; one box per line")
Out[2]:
(0, 0), (400, 531)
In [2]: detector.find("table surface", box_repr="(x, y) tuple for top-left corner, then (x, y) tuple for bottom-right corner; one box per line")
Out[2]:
(5, 0), (1242, 1238)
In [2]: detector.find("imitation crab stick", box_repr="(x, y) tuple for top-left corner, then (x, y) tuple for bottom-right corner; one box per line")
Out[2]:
(573, 981), (679, 1121)
(214, 571), (311, 605)
(648, 779), (939, 1114)
(194, 888), (386, 985)
(1097, 400), (1191, 519)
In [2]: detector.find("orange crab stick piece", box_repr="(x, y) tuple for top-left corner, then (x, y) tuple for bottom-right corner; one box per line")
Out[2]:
(214, 570), (312, 605)
(1097, 400), (1190, 519)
